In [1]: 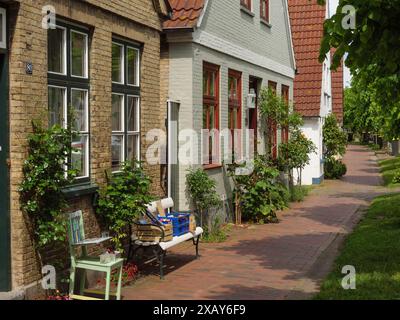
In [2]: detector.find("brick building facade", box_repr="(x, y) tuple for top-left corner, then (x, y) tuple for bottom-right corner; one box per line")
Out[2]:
(0, 0), (169, 298)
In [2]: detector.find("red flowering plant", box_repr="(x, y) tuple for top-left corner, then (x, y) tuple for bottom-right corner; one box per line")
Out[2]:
(96, 262), (139, 288)
(46, 290), (72, 301)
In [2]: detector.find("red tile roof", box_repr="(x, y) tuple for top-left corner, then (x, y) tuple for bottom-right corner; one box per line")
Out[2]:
(288, 0), (326, 117)
(331, 52), (344, 124)
(163, 0), (206, 30)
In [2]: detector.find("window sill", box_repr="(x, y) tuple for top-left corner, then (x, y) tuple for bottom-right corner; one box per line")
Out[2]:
(260, 19), (272, 28)
(240, 6), (255, 17)
(62, 183), (99, 199)
(203, 164), (223, 170)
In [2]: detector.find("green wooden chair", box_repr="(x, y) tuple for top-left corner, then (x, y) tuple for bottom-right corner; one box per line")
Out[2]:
(67, 210), (124, 300)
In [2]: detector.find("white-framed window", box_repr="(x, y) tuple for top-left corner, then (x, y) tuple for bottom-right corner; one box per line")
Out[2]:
(111, 93), (125, 171)
(70, 30), (88, 78)
(48, 25), (67, 75)
(112, 42), (124, 84)
(48, 85), (67, 128)
(126, 46), (140, 86)
(0, 8), (7, 49)
(47, 21), (90, 180)
(111, 39), (141, 172)
(126, 95), (140, 163)
(71, 88), (89, 179)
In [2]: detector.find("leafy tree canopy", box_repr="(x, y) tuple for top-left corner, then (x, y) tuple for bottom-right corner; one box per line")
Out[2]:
(318, 0), (400, 77)
(318, 0), (400, 139)
(344, 66), (400, 140)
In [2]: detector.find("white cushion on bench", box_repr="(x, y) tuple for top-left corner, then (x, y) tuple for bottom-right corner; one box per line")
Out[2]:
(159, 227), (203, 251)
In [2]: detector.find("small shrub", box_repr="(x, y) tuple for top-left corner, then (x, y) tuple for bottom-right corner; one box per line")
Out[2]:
(325, 158), (347, 179)
(323, 114), (347, 158)
(202, 219), (231, 243)
(290, 185), (310, 202)
(392, 170), (400, 184)
(368, 143), (381, 151)
(229, 155), (289, 224)
(186, 168), (222, 230)
(96, 162), (153, 252)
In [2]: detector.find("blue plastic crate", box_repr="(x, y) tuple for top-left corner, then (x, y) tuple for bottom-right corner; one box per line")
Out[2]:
(159, 212), (190, 237)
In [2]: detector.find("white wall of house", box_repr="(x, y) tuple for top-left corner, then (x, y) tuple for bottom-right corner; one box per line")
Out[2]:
(296, 1), (333, 186)
(166, 0), (296, 212)
(295, 118), (324, 185)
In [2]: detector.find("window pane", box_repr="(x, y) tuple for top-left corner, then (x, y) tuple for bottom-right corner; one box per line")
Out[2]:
(112, 43), (123, 83)
(72, 135), (88, 178)
(127, 96), (139, 132)
(48, 27), (65, 74)
(71, 89), (87, 132)
(127, 47), (139, 86)
(71, 31), (87, 77)
(203, 71), (215, 96)
(112, 94), (124, 131)
(48, 87), (66, 127)
(203, 74), (207, 96)
(209, 72), (215, 96)
(233, 108), (238, 129)
(0, 14), (3, 43)
(203, 105), (208, 129)
(209, 105), (215, 129)
(229, 76), (238, 100)
(127, 135), (139, 162)
(111, 135), (124, 171)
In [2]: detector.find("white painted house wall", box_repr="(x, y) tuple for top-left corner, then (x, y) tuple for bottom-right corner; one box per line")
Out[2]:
(166, 0), (296, 213)
(296, 1), (333, 185)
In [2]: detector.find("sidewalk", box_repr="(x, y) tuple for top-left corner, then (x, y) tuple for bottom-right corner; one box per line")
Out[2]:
(123, 145), (386, 300)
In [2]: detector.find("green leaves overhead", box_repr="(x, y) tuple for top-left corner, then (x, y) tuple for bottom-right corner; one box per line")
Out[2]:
(344, 66), (400, 140)
(319, 0), (400, 78)
(317, 0), (400, 134)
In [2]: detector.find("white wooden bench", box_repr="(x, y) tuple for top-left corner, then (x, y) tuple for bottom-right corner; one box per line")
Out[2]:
(128, 198), (203, 279)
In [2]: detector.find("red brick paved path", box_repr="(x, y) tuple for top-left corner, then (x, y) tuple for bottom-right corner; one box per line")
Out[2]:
(123, 145), (386, 300)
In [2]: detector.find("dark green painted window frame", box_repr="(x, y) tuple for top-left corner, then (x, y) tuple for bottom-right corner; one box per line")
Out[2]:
(111, 37), (142, 173)
(47, 20), (91, 185)
(0, 5), (10, 292)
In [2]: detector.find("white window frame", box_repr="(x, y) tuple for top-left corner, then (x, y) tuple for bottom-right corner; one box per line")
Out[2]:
(0, 8), (6, 49)
(126, 46), (140, 87)
(48, 25), (67, 76)
(112, 42), (125, 85)
(127, 95), (141, 162)
(48, 85), (67, 128)
(71, 88), (90, 180)
(111, 93), (126, 173)
(70, 29), (89, 79)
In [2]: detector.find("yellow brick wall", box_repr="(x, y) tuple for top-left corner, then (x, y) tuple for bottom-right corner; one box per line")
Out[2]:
(8, 0), (165, 290)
